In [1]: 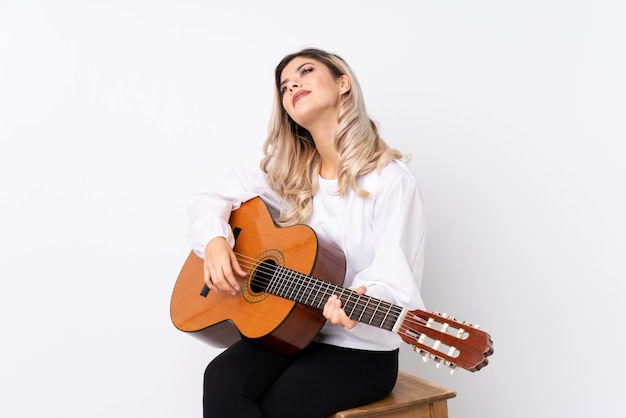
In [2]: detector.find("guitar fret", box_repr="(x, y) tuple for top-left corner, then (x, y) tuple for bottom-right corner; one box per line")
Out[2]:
(285, 269), (299, 300)
(343, 292), (360, 319)
(276, 267), (287, 297)
(293, 272), (308, 302)
(307, 279), (320, 307)
(264, 265), (401, 333)
(296, 273), (307, 300)
(265, 264), (279, 294)
(302, 278), (315, 305)
(364, 297), (387, 328)
(303, 277), (320, 306)
(368, 300), (382, 325)
(381, 304), (393, 330)
(315, 281), (327, 308)
(319, 282), (334, 308)
(274, 266), (289, 297)
(268, 266), (279, 295)
(344, 292), (355, 316)
(314, 279), (328, 306)
(358, 298), (370, 322)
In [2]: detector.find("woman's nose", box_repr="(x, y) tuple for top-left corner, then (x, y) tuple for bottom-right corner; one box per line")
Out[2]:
(289, 81), (301, 92)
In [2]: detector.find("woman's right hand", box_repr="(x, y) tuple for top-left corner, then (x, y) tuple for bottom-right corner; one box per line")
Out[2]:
(203, 237), (247, 296)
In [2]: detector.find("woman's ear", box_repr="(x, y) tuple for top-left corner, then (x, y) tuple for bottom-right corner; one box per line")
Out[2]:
(339, 75), (352, 94)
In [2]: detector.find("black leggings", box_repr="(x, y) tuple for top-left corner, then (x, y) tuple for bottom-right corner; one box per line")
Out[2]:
(203, 339), (399, 418)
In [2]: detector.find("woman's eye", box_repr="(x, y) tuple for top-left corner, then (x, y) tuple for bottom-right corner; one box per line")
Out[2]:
(301, 67), (313, 76)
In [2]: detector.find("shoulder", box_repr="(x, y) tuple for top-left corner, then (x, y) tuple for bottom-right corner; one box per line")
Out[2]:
(360, 159), (419, 194)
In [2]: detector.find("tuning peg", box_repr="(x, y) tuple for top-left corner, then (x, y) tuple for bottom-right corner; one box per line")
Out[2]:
(415, 348), (429, 362)
(448, 364), (457, 374)
(433, 356), (443, 368)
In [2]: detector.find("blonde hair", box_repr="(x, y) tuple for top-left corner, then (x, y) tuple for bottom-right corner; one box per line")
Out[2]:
(261, 48), (408, 226)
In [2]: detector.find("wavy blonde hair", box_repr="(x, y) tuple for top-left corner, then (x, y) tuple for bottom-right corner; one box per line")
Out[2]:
(261, 48), (408, 226)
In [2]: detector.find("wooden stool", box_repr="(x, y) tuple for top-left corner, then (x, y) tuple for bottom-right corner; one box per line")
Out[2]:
(331, 371), (456, 418)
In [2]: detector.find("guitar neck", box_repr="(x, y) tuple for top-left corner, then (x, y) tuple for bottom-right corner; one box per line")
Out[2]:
(266, 264), (406, 332)
(263, 263), (493, 373)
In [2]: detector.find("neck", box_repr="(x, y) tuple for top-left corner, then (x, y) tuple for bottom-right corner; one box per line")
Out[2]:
(310, 131), (338, 179)
(301, 115), (339, 179)
(319, 163), (338, 180)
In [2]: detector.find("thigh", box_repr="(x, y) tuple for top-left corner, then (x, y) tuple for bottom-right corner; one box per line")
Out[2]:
(203, 339), (292, 418)
(259, 343), (399, 418)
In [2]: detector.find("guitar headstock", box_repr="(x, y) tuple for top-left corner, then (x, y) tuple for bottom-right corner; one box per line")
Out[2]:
(399, 309), (494, 373)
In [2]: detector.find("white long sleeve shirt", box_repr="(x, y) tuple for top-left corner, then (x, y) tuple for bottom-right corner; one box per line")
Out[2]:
(187, 159), (426, 351)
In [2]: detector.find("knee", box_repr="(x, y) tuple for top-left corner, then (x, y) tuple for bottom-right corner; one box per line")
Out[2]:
(203, 362), (228, 396)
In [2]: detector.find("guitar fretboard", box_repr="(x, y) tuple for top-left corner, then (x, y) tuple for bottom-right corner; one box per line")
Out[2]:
(265, 264), (405, 332)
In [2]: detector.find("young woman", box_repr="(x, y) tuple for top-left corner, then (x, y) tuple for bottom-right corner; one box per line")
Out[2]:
(187, 48), (426, 418)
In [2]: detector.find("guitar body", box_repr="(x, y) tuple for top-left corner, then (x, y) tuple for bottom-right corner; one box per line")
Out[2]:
(170, 197), (347, 356)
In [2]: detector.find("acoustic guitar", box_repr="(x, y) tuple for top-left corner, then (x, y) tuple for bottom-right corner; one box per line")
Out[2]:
(170, 197), (493, 373)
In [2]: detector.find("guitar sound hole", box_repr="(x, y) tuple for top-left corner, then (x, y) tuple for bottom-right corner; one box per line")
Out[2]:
(250, 259), (277, 294)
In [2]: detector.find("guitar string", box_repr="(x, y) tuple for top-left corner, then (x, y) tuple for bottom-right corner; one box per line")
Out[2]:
(221, 252), (434, 333)
(234, 252), (408, 327)
(204, 251), (470, 363)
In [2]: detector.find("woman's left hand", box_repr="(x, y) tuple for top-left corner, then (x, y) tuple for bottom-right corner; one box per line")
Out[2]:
(323, 285), (367, 329)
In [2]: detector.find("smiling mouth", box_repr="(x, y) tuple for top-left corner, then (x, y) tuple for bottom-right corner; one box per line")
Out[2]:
(292, 91), (310, 106)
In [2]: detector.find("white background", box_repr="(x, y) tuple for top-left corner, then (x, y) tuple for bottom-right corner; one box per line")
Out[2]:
(1, 1), (625, 417)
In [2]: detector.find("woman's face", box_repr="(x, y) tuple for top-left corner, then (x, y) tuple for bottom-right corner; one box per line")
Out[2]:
(279, 56), (350, 131)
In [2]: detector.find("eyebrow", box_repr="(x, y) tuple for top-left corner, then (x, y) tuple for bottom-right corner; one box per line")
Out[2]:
(279, 62), (314, 89)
